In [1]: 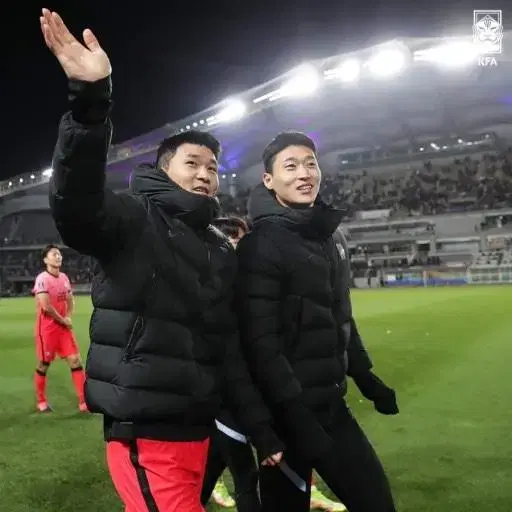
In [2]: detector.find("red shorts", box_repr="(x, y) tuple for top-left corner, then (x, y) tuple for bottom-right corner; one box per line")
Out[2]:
(36, 329), (78, 363)
(107, 438), (209, 512)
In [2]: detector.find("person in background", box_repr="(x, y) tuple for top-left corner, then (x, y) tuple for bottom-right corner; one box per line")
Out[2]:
(201, 215), (260, 511)
(33, 244), (87, 413)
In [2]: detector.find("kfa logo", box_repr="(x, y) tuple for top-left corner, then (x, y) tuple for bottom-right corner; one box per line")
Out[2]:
(478, 56), (498, 67)
(473, 10), (503, 68)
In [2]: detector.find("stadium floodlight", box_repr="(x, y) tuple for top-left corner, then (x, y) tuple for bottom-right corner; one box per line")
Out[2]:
(337, 59), (361, 82)
(366, 49), (407, 78)
(414, 41), (483, 68)
(216, 99), (247, 123)
(42, 168), (53, 177)
(325, 59), (361, 83)
(279, 64), (320, 98)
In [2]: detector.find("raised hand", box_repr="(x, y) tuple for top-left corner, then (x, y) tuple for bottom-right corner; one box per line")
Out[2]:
(40, 8), (111, 82)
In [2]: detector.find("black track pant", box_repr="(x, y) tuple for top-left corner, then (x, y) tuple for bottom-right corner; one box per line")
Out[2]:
(260, 401), (396, 512)
(201, 427), (260, 512)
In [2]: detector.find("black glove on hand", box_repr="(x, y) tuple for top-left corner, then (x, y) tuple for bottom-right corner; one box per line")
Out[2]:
(353, 371), (399, 415)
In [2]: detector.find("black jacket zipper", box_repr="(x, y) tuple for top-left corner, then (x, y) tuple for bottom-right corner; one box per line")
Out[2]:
(122, 315), (144, 362)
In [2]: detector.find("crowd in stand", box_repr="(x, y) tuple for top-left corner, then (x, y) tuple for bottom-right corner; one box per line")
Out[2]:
(216, 148), (512, 221)
(323, 149), (512, 219)
(2, 148), (512, 291)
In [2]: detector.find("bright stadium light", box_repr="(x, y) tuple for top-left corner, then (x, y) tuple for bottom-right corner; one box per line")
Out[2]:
(280, 64), (320, 97)
(42, 168), (53, 177)
(338, 59), (361, 82)
(216, 99), (247, 123)
(367, 49), (407, 78)
(325, 59), (361, 83)
(414, 41), (483, 68)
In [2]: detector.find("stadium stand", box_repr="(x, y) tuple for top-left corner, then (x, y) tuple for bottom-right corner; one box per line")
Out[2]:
(2, 34), (512, 294)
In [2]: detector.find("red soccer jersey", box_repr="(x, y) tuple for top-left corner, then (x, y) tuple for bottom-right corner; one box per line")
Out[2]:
(33, 271), (72, 335)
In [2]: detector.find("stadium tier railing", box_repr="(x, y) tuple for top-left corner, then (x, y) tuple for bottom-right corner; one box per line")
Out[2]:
(383, 266), (512, 287)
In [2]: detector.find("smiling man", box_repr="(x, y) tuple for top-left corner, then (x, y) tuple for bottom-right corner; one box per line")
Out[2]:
(236, 132), (398, 512)
(40, 9), (283, 511)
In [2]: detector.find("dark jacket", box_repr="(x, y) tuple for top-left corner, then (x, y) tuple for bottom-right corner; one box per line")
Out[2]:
(332, 227), (375, 378)
(48, 77), (283, 457)
(235, 185), (372, 458)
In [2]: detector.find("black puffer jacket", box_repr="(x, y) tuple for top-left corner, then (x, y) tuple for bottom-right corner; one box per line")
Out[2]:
(48, 78), (283, 457)
(236, 185), (372, 456)
(332, 226), (377, 378)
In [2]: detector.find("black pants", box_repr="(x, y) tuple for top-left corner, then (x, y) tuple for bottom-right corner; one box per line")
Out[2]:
(260, 401), (396, 512)
(201, 427), (260, 512)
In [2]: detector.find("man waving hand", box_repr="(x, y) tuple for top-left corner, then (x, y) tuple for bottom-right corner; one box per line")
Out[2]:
(40, 9), (283, 512)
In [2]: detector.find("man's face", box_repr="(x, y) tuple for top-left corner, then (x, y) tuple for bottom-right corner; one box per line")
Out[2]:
(263, 145), (321, 206)
(44, 248), (62, 268)
(163, 143), (219, 197)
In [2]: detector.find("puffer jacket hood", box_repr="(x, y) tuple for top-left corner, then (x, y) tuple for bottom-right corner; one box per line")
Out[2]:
(130, 164), (220, 229)
(247, 183), (344, 239)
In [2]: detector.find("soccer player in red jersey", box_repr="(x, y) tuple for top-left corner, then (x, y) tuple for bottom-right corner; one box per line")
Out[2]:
(33, 244), (87, 413)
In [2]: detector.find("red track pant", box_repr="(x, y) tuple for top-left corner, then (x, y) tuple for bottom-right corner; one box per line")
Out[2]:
(107, 438), (209, 512)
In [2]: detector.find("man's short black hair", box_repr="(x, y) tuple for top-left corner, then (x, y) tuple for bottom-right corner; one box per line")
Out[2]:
(262, 131), (317, 173)
(156, 130), (221, 170)
(212, 216), (249, 238)
(42, 244), (59, 260)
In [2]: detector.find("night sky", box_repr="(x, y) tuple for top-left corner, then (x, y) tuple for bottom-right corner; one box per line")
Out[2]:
(4, 0), (485, 181)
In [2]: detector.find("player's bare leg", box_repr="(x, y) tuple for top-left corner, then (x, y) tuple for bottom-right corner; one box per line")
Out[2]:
(65, 354), (88, 412)
(35, 361), (53, 412)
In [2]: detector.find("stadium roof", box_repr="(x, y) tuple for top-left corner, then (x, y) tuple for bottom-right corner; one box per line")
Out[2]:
(3, 32), (512, 197)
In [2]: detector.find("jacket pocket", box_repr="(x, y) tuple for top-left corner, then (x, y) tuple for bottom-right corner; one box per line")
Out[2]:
(122, 315), (145, 362)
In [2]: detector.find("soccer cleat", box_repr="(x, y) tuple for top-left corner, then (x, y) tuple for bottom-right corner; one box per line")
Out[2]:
(36, 402), (53, 413)
(310, 486), (347, 511)
(212, 480), (236, 508)
(78, 402), (89, 413)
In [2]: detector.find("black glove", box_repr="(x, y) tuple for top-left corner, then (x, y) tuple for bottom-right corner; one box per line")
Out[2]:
(352, 371), (399, 415)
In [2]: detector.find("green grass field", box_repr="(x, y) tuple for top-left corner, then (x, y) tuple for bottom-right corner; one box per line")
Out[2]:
(1, 286), (511, 511)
